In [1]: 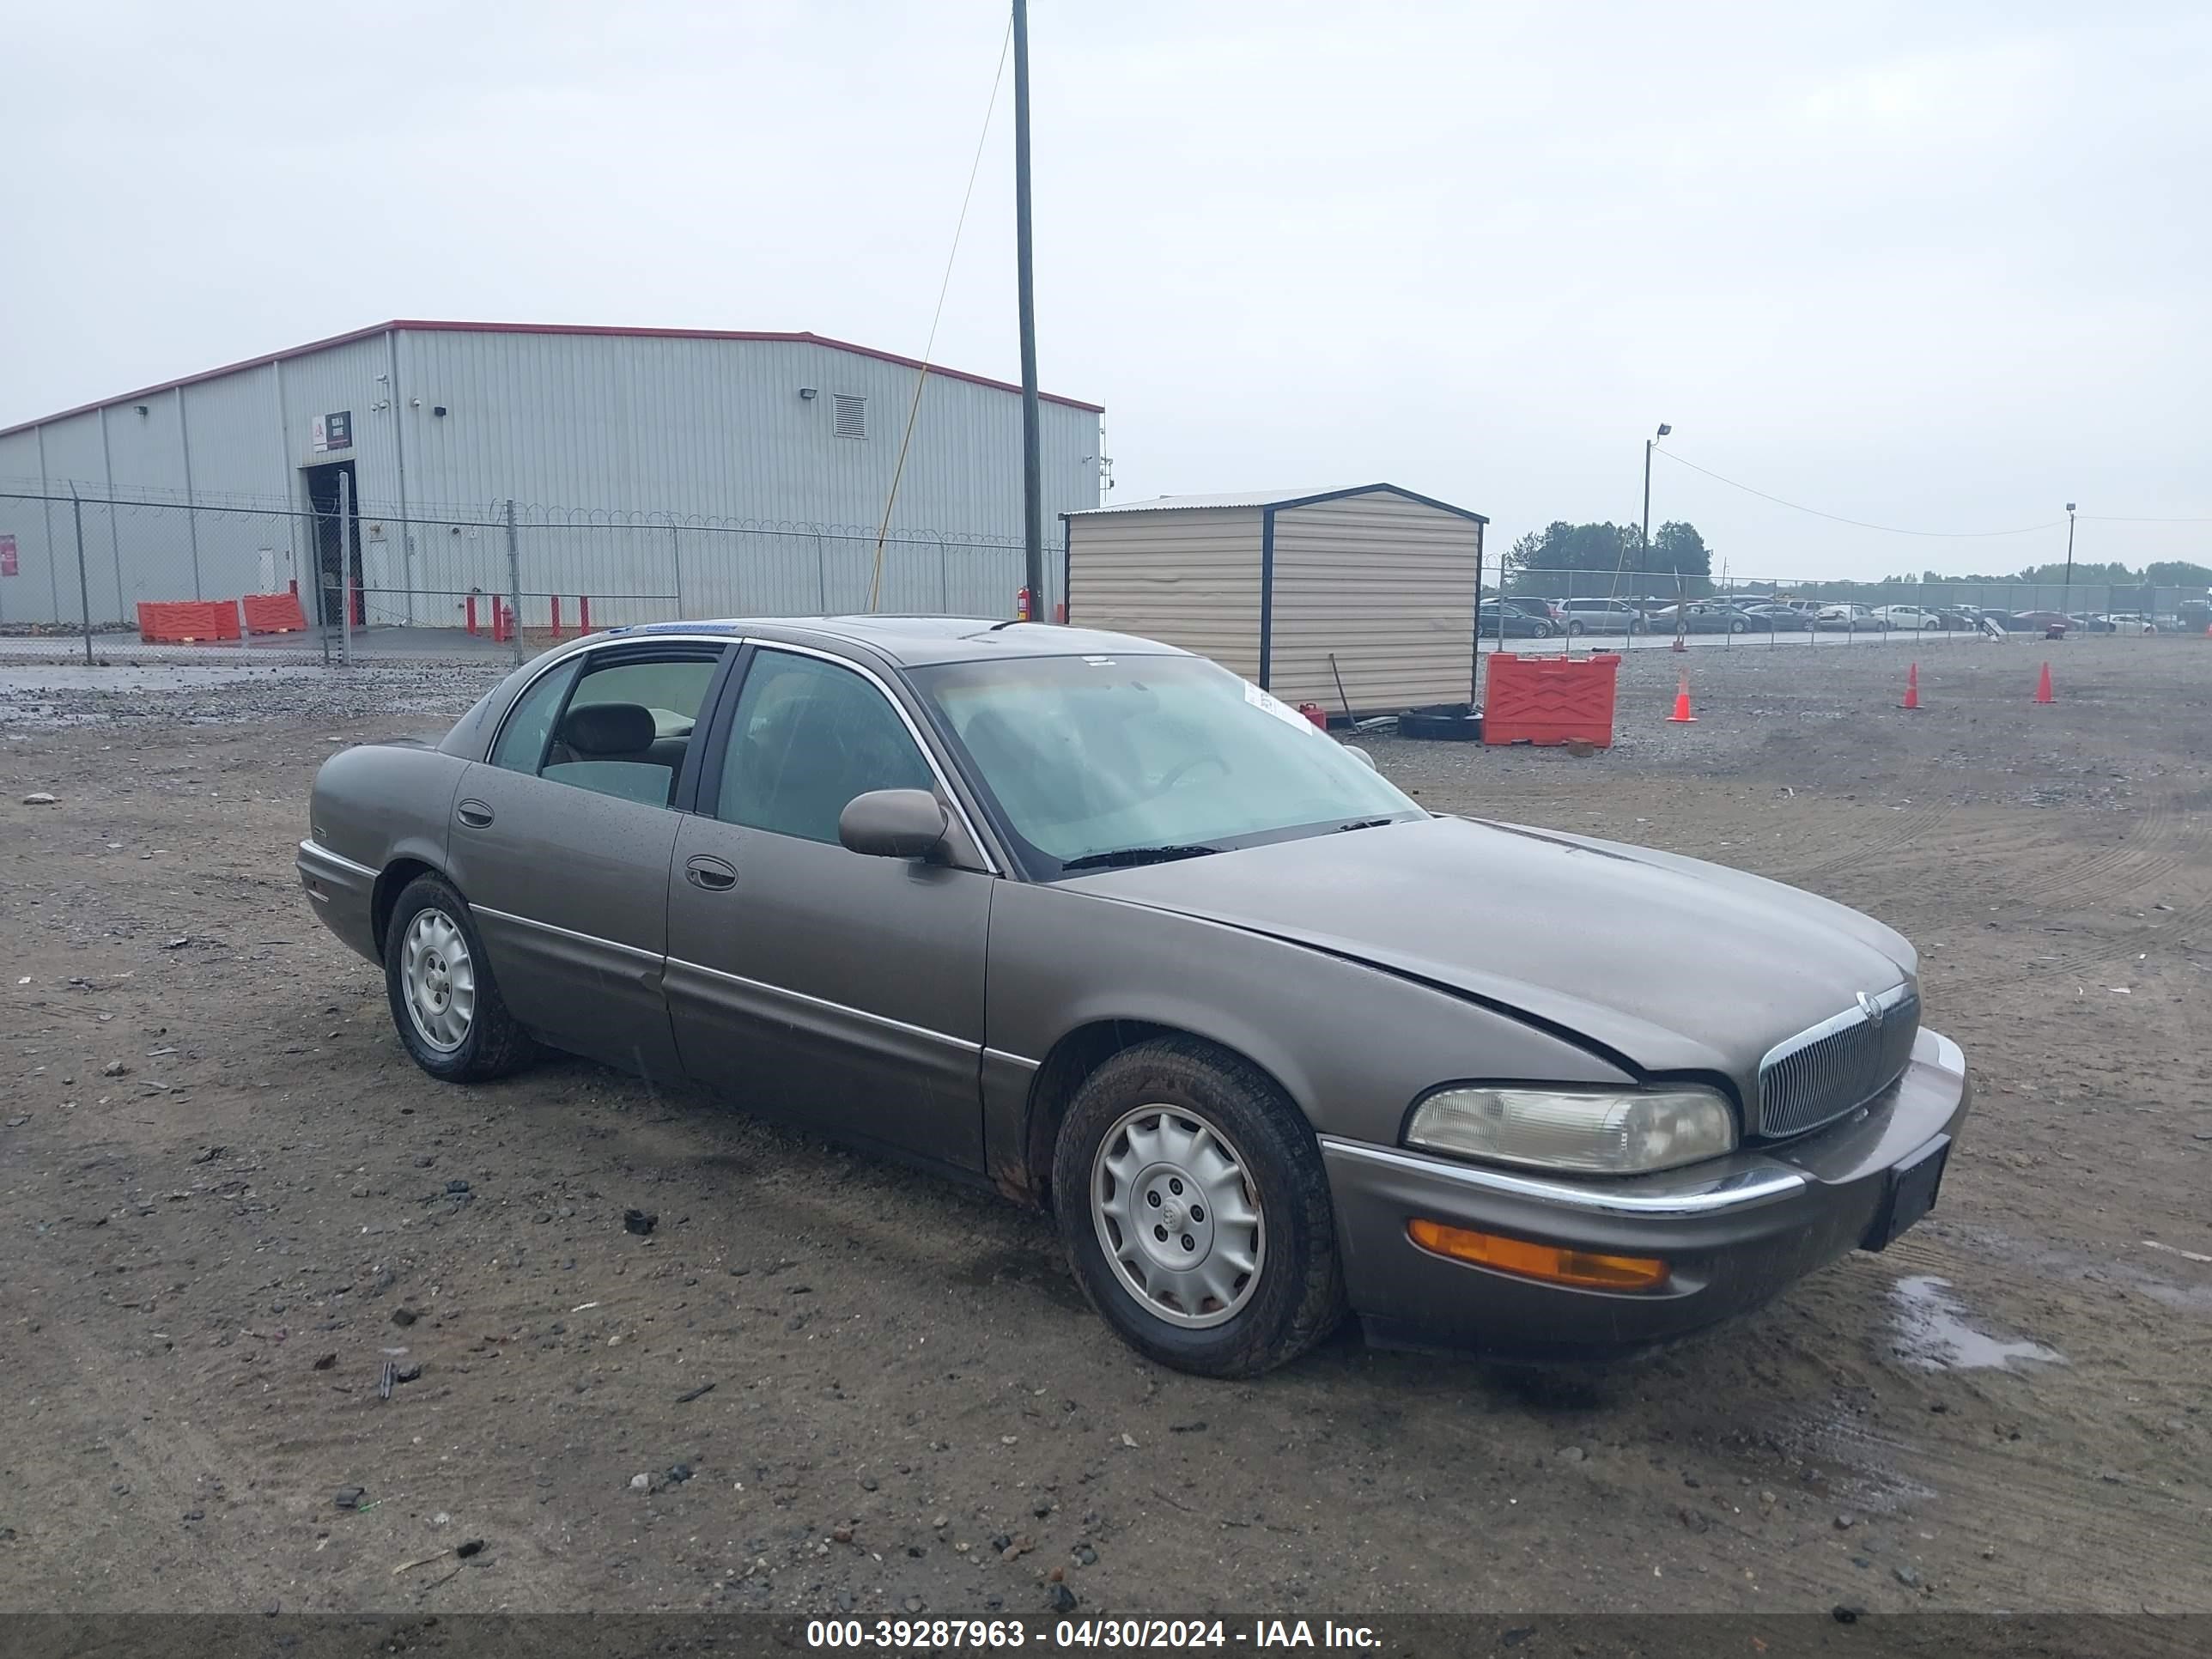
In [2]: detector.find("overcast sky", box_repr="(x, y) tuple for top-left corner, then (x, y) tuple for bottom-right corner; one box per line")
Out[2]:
(6, 1), (2207, 578)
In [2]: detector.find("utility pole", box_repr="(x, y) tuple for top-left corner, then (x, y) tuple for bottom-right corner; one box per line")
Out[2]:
(2062, 501), (2077, 615)
(1012, 0), (1046, 618)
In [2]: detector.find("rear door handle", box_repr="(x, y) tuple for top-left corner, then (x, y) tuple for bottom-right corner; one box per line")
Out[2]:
(455, 799), (495, 829)
(685, 854), (737, 891)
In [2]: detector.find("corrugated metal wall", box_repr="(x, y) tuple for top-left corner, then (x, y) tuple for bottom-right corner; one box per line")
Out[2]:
(0, 328), (1101, 625)
(1062, 507), (1266, 679)
(1269, 492), (1481, 710)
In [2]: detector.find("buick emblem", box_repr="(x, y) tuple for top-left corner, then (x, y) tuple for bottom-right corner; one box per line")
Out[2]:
(1856, 990), (1885, 1027)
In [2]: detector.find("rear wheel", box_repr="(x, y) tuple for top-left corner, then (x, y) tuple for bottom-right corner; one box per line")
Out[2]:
(384, 872), (534, 1083)
(1729, 618), (1747, 634)
(1565, 620), (1586, 637)
(1532, 621), (1553, 638)
(1053, 1039), (1345, 1377)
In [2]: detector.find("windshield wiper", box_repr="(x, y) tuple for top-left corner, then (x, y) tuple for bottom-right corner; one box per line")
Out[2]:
(1059, 844), (1224, 871)
(1334, 817), (1399, 833)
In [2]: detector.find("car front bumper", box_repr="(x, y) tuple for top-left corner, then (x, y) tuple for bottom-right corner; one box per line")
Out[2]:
(296, 839), (383, 963)
(1320, 1027), (1970, 1360)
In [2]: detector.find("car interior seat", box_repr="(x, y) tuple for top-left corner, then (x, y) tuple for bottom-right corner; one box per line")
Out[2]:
(542, 702), (678, 805)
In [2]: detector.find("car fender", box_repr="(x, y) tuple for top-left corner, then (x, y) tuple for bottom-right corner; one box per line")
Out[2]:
(981, 879), (1633, 1202)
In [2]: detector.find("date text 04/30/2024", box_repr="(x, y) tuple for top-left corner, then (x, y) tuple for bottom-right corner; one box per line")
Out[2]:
(805, 1619), (1380, 1649)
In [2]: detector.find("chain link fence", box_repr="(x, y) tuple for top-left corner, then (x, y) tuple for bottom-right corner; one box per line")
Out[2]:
(0, 483), (1032, 665)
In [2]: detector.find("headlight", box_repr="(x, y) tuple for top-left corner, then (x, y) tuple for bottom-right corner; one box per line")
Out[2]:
(1406, 1085), (1737, 1176)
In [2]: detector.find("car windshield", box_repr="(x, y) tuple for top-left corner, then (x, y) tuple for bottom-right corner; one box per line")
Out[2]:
(907, 653), (1423, 875)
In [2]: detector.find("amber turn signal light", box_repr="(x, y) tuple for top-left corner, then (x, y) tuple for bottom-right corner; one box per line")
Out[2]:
(1407, 1218), (1669, 1291)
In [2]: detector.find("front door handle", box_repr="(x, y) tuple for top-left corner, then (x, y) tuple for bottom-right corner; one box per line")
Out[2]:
(685, 854), (737, 891)
(456, 799), (495, 829)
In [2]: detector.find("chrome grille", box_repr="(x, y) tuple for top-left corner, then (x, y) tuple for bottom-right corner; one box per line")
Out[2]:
(1757, 984), (1920, 1139)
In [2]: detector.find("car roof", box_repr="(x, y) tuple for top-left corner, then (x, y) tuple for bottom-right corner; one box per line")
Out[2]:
(603, 615), (1192, 668)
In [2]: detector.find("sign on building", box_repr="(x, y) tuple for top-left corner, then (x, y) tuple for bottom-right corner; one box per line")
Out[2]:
(311, 411), (354, 453)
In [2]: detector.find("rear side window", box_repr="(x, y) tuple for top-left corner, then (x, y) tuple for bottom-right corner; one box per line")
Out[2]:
(490, 661), (579, 773)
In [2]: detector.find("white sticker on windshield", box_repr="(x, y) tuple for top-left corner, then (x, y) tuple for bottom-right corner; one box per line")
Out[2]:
(1243, 678), (1323, 733)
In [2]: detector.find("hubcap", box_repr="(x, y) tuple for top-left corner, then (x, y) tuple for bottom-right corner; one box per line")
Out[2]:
(1091, 1104), (1265, 1328)
(401, 908), (477, 1053)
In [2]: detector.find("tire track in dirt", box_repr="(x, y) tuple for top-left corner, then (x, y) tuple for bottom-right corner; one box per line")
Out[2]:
(1772, 801), (1959, 884)
(1759, 1231), (2210, 1613)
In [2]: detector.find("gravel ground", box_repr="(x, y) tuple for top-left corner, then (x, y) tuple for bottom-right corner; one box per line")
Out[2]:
(1, 635), (2208, 1620)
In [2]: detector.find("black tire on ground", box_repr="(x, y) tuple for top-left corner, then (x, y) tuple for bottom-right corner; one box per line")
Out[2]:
(383, 872), (535, 1084)
(1051, 1037), (1346, 1378)
(1729, 618), (1747, 633)
(1533, 622), (1553, 638)
(1566, 620), (1585, 636)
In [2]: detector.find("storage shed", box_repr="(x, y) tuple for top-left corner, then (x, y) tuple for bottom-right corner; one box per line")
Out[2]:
(1061, 484), (1488, 714)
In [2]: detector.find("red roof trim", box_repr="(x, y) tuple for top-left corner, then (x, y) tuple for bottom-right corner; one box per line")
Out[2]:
(0, 320), (1104, 437)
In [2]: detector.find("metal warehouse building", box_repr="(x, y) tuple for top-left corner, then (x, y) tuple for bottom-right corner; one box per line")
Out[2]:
(1063, 485), (1487, 714)
(0, 321), (1103, 630)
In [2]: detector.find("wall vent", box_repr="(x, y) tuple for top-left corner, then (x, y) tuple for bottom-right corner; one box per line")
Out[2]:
(833, 394), (867, 440)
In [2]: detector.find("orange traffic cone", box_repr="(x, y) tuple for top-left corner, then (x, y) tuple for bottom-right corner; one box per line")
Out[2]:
(1668, 671), (1697, 723)
(2034, 661), (2055, 704)
(1901, 662), (1921, 710)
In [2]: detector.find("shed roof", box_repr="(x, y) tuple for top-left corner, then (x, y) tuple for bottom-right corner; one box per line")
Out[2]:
(1, 319), (1104, 438)
(1066, 484), (1487, 524)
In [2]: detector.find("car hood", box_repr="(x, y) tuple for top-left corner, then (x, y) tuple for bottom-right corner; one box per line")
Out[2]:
(1067, 815), (1916, 1091)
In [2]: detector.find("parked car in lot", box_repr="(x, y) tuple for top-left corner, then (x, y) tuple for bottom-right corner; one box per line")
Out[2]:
(2010, 611), (2073, 636)
(1814, 605), (1887, 632)
(1477, 600), (1557, 638)
(1650, 601), (1753, 635)
(1871, 605), (1947, 631)
(298, 617), (1970, 1376)
(1734, 603), (1810, 631)
(1547, 596), (1650, 635)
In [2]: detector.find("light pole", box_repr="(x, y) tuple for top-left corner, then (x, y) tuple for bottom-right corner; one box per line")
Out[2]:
(2061, 501), (2076, 616)
(1641, 422), (1671, 574)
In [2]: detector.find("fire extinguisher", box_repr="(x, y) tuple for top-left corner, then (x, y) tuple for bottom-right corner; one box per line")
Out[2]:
(1016, 586), (1033, 623)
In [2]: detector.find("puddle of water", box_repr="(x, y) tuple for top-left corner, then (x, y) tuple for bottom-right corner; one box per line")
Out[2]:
(1889, 1274), (2065, 1371)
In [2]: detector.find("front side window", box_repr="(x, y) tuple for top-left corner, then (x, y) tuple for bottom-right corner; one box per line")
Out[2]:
(531, 647), (723, 807)
(716, 649), (935, 843)
(909, 653), (1421, 876)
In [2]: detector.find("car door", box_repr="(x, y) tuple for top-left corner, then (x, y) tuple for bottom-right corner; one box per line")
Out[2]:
(444, 638), (733, 1082)
(662, 642), (994, 1171)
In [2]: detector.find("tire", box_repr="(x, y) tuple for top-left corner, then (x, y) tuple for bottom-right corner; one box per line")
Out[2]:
(383, 872), (535, 1084)
(1565, 620), (1586, 637)
(1052, 1038), (1346, 1377)
(1532, 622), (1553, 638)
(1729, 618), (1747, 634)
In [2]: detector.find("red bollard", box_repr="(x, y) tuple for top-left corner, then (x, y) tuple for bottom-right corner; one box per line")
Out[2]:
(490, 595), (506, 642)
(579, 595), (592, 634)
(550, 595), (563, 640)
(465, 593), (479, 635)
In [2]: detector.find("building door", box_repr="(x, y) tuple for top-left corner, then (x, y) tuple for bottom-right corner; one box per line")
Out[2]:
(302, 460), (362, 628)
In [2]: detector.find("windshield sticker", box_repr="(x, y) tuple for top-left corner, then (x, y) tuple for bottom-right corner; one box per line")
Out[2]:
(1243, 680), (1323, 732)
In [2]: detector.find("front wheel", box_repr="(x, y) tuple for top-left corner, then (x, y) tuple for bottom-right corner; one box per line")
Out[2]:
(1053, 1039), (1345, 1377)
(384, 872), (535, 1083)
(1565, 620), (1586, 637)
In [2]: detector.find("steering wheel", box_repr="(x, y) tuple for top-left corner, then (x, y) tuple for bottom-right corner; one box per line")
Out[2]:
(1157, 753), (1230, 793)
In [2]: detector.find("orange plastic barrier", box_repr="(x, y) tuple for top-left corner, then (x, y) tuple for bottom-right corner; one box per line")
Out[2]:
(1482, 652), (1622, 747)
(240, 591), (310, 634)
(137, 600), (243, 643)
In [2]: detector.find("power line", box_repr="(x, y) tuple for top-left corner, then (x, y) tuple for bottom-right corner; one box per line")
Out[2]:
(1655, 449), (2067, 539)
(870, 18), (1014, 611)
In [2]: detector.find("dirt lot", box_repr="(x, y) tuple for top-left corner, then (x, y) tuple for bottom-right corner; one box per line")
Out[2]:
(2, 636), (2208, 1619)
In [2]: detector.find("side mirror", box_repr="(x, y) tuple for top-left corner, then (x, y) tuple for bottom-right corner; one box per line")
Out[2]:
(1342, 744), (1376, 771)
(839, 788), (949, 860)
